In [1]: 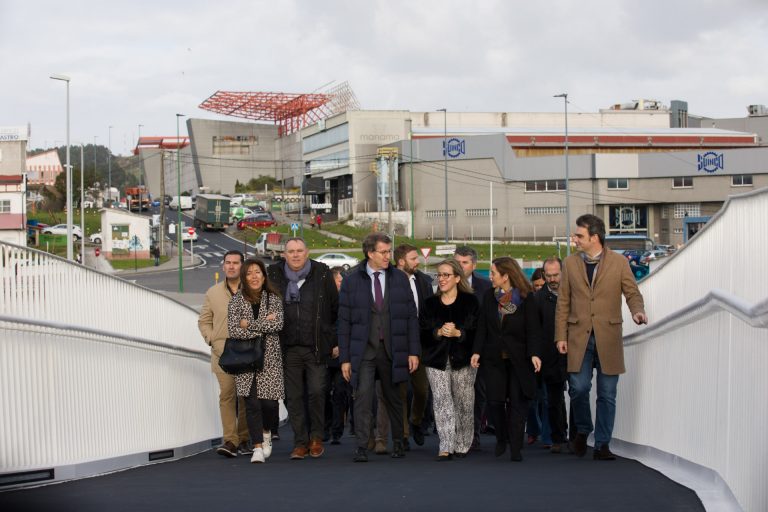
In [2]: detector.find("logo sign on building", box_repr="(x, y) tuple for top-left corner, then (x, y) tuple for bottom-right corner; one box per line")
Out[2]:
(442, 138), (466, 159)
(420, 247), (431, 259)
(311, 203), (332, 209)
(697, 152), (724, 173)
(435, 244), (457, 256)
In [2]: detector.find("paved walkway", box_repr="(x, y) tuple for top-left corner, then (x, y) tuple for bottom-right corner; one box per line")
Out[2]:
(0, 430), (704, 512)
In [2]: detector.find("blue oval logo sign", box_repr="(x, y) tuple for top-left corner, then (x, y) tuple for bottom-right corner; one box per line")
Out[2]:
(443, 138), (465, 158)
(697, 152), (723, 173)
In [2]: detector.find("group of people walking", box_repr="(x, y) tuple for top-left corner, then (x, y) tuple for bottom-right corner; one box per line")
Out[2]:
(198, 213), (647, 464)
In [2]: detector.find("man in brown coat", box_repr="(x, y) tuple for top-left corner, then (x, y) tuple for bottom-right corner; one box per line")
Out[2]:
(555, 215), (647, 461)
(198, 250), (251, 457)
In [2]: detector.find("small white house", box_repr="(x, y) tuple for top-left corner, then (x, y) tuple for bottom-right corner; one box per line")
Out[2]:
(100, 208), (151, 259)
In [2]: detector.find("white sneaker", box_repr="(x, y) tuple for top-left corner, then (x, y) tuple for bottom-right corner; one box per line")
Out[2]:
(250, 447), (265, 463)
(262, 433), (273, 459)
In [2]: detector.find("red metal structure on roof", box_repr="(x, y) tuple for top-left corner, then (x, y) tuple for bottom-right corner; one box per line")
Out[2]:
(198, 91), (334, 136)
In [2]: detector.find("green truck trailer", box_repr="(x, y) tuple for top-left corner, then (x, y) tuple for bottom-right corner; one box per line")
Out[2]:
(194, 194), (231, 231)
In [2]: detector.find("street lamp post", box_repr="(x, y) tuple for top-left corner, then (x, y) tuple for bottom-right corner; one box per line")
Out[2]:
(138, 124), (144, 207)
(108, 125), (113, 204)
(176, 114), (185, 293)
(437, 108), (448, 243)
(554, 93), (571, 256)
(80, 143), (85, 262)
(50, 74), (73, 260)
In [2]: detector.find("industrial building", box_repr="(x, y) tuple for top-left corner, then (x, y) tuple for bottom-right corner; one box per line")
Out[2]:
(134, 87), (768, 247)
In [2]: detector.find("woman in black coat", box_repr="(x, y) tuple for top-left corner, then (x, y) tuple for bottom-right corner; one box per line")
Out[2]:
(421, 259), (479, 461)
(471, 257), (542, 461)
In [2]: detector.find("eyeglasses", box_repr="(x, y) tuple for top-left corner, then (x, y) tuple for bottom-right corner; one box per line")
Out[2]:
(436, 272), (456, 279)
(374, 249), (392, 256)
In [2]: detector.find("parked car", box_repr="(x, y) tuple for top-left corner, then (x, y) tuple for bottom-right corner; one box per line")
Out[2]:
(237, 212), (277, 230)
(230, 193), (255, 206)
(654, 244), (676, 254)
(230, 206), (255, 223)
(89, 232), (103, 244)
(42, 224), (83, 240)
(641, 249), (667, 264)
(315, 252), (359, 270)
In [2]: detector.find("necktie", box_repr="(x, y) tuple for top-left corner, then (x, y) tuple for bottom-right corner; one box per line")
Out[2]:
(374, 271), (383, 311)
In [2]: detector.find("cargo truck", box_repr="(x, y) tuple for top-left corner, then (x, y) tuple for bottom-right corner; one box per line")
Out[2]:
(125, 186), (150, 211)
(194, 194), (231, 231)
(255, 232), (288, 258)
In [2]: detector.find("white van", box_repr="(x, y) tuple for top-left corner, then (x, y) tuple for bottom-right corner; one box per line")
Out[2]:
(169, 196), (193, 211)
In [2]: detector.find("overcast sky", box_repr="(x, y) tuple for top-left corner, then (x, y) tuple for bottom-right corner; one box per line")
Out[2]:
(2, 0), (767, 155)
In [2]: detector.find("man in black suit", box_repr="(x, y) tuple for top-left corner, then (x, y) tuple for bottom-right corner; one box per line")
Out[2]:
(454, 246), (493, 449)
(534, 256), (569, 453)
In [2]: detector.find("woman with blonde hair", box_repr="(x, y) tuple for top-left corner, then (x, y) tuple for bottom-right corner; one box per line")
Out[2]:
(421, 258), (480, 460)
(227, 258), (285, 463)
(471, 257), (542, 461)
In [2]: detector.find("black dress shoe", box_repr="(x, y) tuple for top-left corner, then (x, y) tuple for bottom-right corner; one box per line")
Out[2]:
(411, 423), (425, 446)
(510, 450), (523, 462)
(435, 453), (453, 461)
(331, 436), (341, 445)
(454, 452), (467, 458)
(403, 438), (411, 452)
(573, 433), (588, 457)
(494, 440), (507, 457)
(593, 444), (616, 460)
(391, 441), (405, 458)
(353, 448), (368, 462)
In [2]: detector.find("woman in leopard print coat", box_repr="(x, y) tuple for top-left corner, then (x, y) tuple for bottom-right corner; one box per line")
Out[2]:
(227, 258), (285, 462)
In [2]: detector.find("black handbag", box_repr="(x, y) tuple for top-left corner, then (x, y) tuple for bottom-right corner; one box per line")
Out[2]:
(219, 294), (269, 374)
(218, 334), (266, 374)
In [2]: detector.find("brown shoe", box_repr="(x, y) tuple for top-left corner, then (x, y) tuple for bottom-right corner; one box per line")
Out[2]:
(572, 433), (588, 458)
(309, 439), (325, 458)
(593, 444), (616, 460)
(290, 446), (308, 460)
(216, 441), (237, 458)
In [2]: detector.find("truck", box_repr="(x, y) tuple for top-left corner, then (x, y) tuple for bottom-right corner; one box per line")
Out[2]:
(255, 232), (288, 258)
(169, 195), (193, 211)
(125, 186), (150, 211)
(194, 194), (231, 231)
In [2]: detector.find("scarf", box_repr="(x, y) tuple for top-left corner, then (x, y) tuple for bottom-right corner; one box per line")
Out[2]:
(581, 251), (602, 265)
(495, 287), (522, 319)
(284, 260), (311, 303)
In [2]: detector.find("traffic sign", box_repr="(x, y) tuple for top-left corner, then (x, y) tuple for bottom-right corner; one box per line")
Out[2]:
(435, 244), (457, 256)
(291, 222), (299, 231)
(188, 227), (195, 235)
(420, 247), (431, 259)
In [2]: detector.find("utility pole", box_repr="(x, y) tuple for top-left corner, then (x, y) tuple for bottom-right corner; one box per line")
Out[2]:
(80, 143), (85, 262)
(159, 150), (166, 257)
(138, 124), (143, 209)
(387, 152), (394, 237)
(108, 125), (113, 205)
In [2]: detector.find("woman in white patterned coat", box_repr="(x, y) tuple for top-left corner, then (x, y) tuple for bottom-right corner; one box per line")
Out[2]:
(227, 258), (285, 463)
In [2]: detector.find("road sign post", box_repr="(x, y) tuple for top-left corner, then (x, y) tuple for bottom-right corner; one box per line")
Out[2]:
(291, 222), (299, 237)
(188, 227), (195, 265)
(420, 247), (432, 272)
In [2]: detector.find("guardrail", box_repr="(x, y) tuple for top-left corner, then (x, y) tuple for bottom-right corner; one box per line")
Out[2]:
(614, 187), (768, 512)
(0, 242), (219, 489)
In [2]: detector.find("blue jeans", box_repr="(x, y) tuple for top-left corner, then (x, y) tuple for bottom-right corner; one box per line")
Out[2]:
(568, 335), (619, 448)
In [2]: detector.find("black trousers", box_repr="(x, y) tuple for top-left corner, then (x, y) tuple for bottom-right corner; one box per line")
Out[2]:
(354, 343), (404, 449)
(325, 366), (352, 438)
(487, 361), (529, 455)
(473, 366), (489, 438)
(284, 346), (327, 448)
(545, 379), (568, 444)
(244, 378), (279, 445)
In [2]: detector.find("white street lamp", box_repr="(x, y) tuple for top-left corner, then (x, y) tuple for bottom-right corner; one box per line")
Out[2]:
(437, 108), (448, 243)
(50, 73), (73, 260)
(554, 93), (571, 256)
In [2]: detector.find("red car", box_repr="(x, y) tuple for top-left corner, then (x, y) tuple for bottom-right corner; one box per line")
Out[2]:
(237, 212), (277, 230)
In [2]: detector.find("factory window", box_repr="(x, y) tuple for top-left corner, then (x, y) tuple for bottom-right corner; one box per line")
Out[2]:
(673, 228), (683, 234)
(465, 208), (497, 217)
(731, 175), (753, 187)
(607, 178), (628, 190)
(661, 206), (669, 219)
(673, 176), (693, 188)
(0, 200), (10, 213)
(425, 210), (456, 218)
(674, 203), (700, 218)
(212, 135), (257, 155)
(524, 207), (566, 215)
(525, 180), (566, 192)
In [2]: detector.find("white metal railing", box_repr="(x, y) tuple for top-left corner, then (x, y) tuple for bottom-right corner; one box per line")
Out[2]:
(0, 242), (219, 488)
(0, 241), (204, 353)
(613, 187), (768, 512)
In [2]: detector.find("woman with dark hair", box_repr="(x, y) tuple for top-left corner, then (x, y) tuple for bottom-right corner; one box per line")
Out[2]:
(471, 257), (542, 461)
(227, 258), (285, 463)
(531, 267), (545, 292)
(421, 259), (479, 461)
